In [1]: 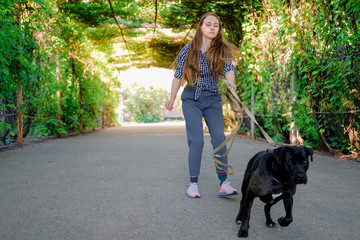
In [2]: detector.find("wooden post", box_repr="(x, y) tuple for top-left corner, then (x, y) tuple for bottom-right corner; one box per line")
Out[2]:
(250, 85), (255, 140)
(15, 0), (23, 146)
(79, 78), (83, 134)
(290, 70), (297, 144)
(108, 93), (111, 127)
(290, 69), (302, 145)
(56, 55), (61, 137)
(101, 82), (105, 128)
(108, 103), (111, 127)
(92, 109), (96, 131)
(16, 79), (23, 146)
(101, 102), (105, 128)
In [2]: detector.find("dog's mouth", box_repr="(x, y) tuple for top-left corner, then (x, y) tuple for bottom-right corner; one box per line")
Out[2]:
(294, 173), (308, 184)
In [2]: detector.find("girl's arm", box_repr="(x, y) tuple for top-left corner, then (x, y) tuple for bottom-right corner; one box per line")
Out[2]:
(166, 77), (182, 111)
(225, 70), (236, 91)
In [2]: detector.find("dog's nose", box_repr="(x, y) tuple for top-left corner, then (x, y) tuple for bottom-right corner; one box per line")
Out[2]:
(295, 173), (307, 184)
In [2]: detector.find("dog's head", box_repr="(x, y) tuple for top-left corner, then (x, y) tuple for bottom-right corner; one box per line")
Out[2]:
(273, 146), (313, 185)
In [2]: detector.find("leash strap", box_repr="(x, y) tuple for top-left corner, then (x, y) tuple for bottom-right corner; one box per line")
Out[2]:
(212, 84), (278, 175)
(212, 118), (241, 176)
(228, 87), (278, 149)
(212, 88), (243, 176)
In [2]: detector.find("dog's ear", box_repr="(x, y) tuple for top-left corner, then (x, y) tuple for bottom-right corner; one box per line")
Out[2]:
(302, 146), (313, 162)
(272, 147), (288, 164)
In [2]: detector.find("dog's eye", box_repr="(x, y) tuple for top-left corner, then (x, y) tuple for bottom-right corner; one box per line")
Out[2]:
(304, 161), (308, 165)
(287, 160), (294, 165)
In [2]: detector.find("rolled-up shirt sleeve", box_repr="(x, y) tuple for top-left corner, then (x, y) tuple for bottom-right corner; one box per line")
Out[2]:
(222, 58), (236, 77)
(174, 42), (191, 79)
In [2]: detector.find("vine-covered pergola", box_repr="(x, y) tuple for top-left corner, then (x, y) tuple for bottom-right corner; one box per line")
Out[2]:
(1, 0), (359, 155)
(86, 0), (243, 69)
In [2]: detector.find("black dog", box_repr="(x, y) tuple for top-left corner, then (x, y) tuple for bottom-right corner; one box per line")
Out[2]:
(235, 146), (313, 238)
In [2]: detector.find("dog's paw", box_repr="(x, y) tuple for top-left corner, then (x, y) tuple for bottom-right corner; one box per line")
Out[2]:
(238, 229), (248, 238)
(266, 221), (277, 228)
(278, 217), (293, 227)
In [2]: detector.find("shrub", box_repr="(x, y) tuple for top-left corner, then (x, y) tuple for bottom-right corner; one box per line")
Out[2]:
(124, 84), (169, 123)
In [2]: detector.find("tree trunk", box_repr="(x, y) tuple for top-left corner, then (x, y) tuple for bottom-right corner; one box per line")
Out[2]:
(289, 0), (303, 145)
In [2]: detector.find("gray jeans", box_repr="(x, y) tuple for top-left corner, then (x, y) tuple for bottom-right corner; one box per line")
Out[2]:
(181, 87), (228, 177)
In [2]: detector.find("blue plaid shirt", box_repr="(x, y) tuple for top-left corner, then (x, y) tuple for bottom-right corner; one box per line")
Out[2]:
(174, 42), (236, 100)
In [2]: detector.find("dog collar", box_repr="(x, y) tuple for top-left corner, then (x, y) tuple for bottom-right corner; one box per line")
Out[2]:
(267, 149), (274, 154)
(266, 150), (280, 183)
(272, 175), (290, 185)
(272, 176), (281, 184)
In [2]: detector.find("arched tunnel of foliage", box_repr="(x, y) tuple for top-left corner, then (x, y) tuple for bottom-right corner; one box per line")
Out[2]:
(0, 0), (359, 155)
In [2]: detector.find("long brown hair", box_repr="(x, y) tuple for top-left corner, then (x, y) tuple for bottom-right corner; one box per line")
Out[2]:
(174, 12), (238, 87)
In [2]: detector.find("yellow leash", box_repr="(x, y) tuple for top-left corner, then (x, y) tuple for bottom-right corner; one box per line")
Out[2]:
(213, 85), (278, 175)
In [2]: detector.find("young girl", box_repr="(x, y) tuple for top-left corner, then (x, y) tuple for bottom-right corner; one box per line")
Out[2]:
(166, 12), (238, 198)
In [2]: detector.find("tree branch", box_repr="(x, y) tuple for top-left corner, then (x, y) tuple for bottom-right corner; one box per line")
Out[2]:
(107, 0), (132, 59)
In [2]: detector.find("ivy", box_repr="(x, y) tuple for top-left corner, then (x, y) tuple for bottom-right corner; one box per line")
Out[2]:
(0, 0), (359, 154)
(236, 0), (359, 153)
(1, 0), (119, 143)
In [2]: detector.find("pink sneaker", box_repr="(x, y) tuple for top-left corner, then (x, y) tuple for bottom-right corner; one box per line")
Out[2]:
(186, 182), (200, 198)
(217, 181), (238, 196)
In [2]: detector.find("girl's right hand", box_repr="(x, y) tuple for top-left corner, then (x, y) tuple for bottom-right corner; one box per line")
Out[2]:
(166, 77), (181, 111)
(166, 99), (174, 111)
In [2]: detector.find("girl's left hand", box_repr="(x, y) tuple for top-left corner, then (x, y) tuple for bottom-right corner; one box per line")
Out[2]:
(225, 70), (236, 91)
(226, 82), (237, 91)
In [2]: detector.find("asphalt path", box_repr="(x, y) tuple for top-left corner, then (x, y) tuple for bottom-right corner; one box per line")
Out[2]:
(0, 123), (359, 240)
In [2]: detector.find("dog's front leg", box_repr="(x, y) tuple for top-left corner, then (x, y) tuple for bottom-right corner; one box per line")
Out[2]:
(235, 196), (245, 225)
(238, 190), (255, 238)
(278, 196), (293, 227)
(264, 203), (276, 227)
